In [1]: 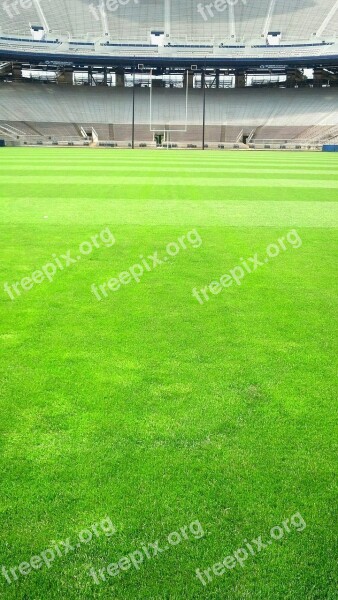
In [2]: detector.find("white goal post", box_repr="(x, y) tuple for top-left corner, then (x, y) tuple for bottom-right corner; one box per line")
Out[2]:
(149, 69), (189, 135)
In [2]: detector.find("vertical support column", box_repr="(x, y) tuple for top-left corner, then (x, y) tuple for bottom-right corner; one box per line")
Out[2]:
(57, 69), (74, 84)
(313, 68), (324, 87)
(235, 71), (246, 88)
(100, 1), (110, 37)
(12, 63), (23, 80)
(164, 0), (171, 40)
(202, 70), (206, 150)
(228, 1), (236, 40)
(115, 68), (125, 87)
(132, 68), (135, 149)
(184, 71), (194, 89)
(286, 68), (304, 87)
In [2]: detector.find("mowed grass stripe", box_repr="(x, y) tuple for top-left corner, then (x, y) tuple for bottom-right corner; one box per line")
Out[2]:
(1, 148), (335, 157)
(3, 185), (338, 203)
(1, 175), (338, 187)
(0, 158), (334, 165)
(2, 161), (337, 173)
(3, 165), (338, 176)
(1, 151), (337, 163)
(2, 157), (337, 167)
(0, 199), (336, 226)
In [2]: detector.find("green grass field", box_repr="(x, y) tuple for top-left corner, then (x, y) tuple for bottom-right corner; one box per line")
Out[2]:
(0, 148), (337, 599)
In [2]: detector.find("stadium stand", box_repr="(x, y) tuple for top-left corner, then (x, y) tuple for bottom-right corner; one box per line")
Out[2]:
(0, 83), (337, 148)
(0, 1), (337, 149)
(170, 0), (338, 43)
(0, 0), (337, 43)
(0, 0), (337, 65)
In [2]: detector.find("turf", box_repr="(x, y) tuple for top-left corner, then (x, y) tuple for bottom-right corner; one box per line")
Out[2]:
(0, 148), (337, 599)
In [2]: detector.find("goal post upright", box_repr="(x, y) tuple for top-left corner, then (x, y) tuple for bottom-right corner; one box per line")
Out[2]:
(149, 69), (190, 143)
(132, 62), (135, 149)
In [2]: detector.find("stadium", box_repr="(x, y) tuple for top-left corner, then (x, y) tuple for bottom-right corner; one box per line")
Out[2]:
(0, 2), (337, 599)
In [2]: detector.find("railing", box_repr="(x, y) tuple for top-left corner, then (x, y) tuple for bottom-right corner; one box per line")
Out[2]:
(1, 33), (337, 55)
(255, 136), (336, 143)
(80, 127), (88, 139)
(236, 129), (244, 143)
(246, 128), (256, 143)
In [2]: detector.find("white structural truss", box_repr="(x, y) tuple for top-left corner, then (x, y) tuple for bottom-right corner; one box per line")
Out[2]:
(32, 0), (49, 33)
(262, 0), (277, 38)
(316, 0), (338, 37)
